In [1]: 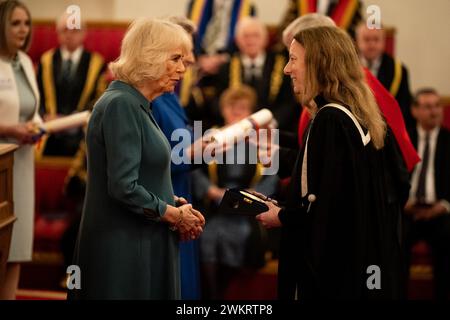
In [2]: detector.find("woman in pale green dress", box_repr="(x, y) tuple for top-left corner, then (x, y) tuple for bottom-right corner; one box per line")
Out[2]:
(0, 0), (42, 300)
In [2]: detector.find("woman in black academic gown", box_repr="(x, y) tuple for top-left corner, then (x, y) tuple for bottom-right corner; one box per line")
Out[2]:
(257, 26), (403, 299)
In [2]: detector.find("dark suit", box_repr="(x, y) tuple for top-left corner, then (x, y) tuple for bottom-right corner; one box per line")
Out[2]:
(404, 127), (450, 300)
(37, 48), (106, 156)
(376, 53), (413, 130)
(211, 51), (300, 133)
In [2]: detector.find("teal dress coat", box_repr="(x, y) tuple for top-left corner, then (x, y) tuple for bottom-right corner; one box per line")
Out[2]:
(70, 80), (179, 299)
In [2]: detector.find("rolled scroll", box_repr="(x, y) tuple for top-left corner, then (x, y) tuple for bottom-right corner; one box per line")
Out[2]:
(40, 111), (91, 133)
(209, 108), (273, 145)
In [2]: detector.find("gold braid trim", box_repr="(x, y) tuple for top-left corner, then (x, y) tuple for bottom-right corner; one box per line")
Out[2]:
(389, 59), (403, 98)
(229, 55), (242, 89)
(95, 72), (108, 101)
(299, 0), (310, 15)
(76, 52), (104, 112)
(269, 54), (286, 103)
(208, 161), (218, 186)
(63, 140), (87, 191)
(249, 162), (264, 187)
(191, 87), (205, 108)
(180, 68), (194, 107)
(41, 49), (57, 116)
(189, 0), (206, 26)
(239, 0), (252, 19)
(340, 0), (359, 30)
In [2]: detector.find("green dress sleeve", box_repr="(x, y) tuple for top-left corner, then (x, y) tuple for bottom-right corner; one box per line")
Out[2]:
(101, 98), (168, 220)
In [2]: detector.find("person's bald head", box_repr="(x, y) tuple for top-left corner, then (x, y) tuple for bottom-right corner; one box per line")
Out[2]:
(56, 11), (86, 53)
(282, 13), (335, 48)
(355, 22), (385, 62)
(235, 17), (268, 58)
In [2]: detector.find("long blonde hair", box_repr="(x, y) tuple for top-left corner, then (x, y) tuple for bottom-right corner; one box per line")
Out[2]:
(294, 26), (386, 149)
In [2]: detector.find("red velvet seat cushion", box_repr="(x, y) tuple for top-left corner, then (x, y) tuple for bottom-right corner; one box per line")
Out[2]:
(34, 159), (72, 246)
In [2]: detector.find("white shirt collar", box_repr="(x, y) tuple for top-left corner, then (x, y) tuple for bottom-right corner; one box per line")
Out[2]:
(409, 124), (440, 204)
(241, 53), (266, 69)
(360, 55), (382, 76)
(417, 124), (440, 141)
(60, 46), (83, 65)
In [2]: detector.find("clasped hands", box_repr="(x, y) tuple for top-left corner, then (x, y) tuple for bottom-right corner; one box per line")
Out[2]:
(4, 121), (41, 145)
(172, 196), (205, 241)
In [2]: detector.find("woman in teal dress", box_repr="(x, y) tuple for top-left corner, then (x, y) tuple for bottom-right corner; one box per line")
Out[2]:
(69, 18), (205, 300)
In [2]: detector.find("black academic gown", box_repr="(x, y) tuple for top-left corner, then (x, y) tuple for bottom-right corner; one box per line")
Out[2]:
(277, 97), (403, 299)
(208, 51), (300, 133)
(377, 53), (413, 130)
(37, 48), (106, 156)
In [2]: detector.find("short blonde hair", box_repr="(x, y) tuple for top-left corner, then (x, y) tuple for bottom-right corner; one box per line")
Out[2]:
(110, 18), (191, 85)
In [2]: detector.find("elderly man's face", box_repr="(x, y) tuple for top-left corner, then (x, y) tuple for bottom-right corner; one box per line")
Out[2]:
(284, 40), (306, 97)
(356, 26), (385, 62)
(236, 24), (267, 59)
(158, 47), (186, 93)
(57, 27), (86, 52)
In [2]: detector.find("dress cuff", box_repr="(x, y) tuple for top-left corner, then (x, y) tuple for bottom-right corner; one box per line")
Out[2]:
(143, 200), (167, 222)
